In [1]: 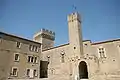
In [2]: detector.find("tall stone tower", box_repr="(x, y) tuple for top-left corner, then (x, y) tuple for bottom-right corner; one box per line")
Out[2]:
(33, 29), (55, 50)
(67, 12), (83, 57)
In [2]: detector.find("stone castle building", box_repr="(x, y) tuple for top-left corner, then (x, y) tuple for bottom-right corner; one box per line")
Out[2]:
(0, 12), (120, 80)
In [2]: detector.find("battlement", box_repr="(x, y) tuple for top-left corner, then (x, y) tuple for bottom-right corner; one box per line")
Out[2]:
(41, 28), (55, 36)
(33, 28), (55, 41)
(67, 12), (81, 23)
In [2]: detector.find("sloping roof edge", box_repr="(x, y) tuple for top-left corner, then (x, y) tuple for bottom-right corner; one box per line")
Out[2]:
(0, 31), (41, 45)
(92, 38), (120, 45)
(42, 40), (91, 51)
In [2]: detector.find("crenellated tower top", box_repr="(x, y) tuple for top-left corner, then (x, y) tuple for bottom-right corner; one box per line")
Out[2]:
(68, 12), (81, 23)
(33, 28), (55, 49)
(33, 28), (55, 41)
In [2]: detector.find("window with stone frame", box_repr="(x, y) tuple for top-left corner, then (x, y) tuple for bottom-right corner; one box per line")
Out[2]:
(32, 45), (35, 51)
(33, 69), (37, 77)
(26, 69), (30, 77)
(28, 56), (33, 63)
(32, 45), (34, 51)
(98, 47), (106, 58)
(11, 67), (18, 76)
(31, 56), (34, 62)
(28, 56), (38, 63)
(28, 56), (31, 62)
(34, 57), (38, 63)
(14, 53), (19, 61)
(29, 45), (32, 51)
(16, 42), (21, 48)
(29, 45), (39, 52)
(36, 47), (39, 52)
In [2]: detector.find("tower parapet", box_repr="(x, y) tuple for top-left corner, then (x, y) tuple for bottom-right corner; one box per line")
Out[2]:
(68, 12), (81, 23)
(33, 29), (55, 41)
(33, 29), (55, 49)
(40, 28), (55, 41)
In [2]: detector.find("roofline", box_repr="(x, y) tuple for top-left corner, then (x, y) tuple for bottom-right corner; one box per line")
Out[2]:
(92, 38), (120, 45)
(0, 31), (41, 45)
(43, 38), (120, 51)
(1, 31), (119, 49)
(42, 43), (69, 51)
(83, 40), (91, 42)
(42, 40), (91, 51)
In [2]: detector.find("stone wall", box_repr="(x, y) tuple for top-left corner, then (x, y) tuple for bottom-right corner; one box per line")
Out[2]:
(0, 33), (41, 79)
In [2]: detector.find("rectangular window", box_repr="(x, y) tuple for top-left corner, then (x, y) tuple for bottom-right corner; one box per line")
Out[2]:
(98, 47), (106, 58)
(31, 57), (34, 62)
(32, 45), (35, 51)
(35, 46), (37, 52)
(14, 53), (19, 61)
(12, 67), (18, 76)
(28, 56), (38, 63)
(29, 45), (32, 51)
(27, 69), (30, 77)
(34, 57), (37, 63)
(28, 56), (31, 62)
(33, 69), (37, 77)
(16, 42), (21, 48)
(26, 69), (37, 78)
(29, 45), (39, 52)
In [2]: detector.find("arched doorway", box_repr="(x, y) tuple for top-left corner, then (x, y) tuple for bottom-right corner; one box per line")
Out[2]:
(79, 61), (88, 79)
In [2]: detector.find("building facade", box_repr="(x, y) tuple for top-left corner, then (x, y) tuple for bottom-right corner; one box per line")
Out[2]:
(0, 32), (41, 79)
(0, 12), (120, 80)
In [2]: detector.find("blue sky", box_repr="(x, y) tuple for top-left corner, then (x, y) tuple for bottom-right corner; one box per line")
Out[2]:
(0, 0), (120, 46)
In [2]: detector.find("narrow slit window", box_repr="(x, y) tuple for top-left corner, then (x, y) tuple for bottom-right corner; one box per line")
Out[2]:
(61, 52), (65, 63)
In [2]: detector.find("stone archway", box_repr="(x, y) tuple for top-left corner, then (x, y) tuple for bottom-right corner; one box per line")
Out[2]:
(79, 61), (88, 79)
